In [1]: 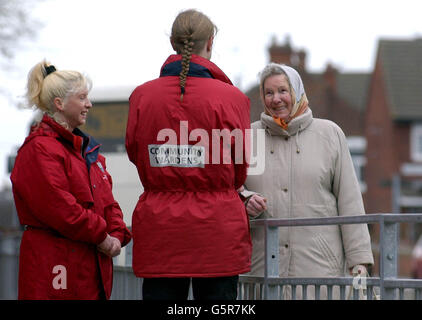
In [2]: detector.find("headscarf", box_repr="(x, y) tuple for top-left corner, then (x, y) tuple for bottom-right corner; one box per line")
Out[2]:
(264, 64), (309, 130)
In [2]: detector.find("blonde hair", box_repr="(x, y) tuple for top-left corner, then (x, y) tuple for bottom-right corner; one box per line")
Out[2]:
(26, 60), (92, 117)
(170, 9), (217, 101)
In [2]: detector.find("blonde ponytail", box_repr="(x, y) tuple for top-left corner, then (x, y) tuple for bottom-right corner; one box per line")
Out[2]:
(25, 60), (92, 117)
(26, 60), (51, 112)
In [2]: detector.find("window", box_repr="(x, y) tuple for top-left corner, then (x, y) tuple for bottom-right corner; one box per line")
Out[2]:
(352, 155), (367, 193)
(410, 123), (422, 162)
(347, 136), (367, 193)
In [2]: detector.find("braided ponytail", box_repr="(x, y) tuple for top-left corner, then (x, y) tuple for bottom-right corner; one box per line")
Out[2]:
(179, 36), (194, 101)
(171, 9), (217, 102)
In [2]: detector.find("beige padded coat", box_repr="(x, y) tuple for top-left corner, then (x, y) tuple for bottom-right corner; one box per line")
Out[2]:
(242, 109), (374, 284)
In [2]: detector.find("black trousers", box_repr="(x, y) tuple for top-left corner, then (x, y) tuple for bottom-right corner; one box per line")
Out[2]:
(142, 276), (239, 300)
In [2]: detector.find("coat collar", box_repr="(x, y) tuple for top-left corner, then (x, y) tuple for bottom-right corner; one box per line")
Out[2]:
(160, 54), (233, 85)
(261, 108), (313, 137)
(23, 114), (101, 168)
(24, 114), (84, 152)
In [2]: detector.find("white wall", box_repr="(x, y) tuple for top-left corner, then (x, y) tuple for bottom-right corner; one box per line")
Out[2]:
(103, 152), (143, 266)
(103, 152), (143, 226)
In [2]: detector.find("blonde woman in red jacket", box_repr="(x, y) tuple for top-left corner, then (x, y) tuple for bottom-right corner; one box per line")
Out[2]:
(11, 61), (131, 300)
(126, 9), (252, 300)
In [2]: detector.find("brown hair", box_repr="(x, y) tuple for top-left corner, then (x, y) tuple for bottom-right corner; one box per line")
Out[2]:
(170, 9), (217, 101)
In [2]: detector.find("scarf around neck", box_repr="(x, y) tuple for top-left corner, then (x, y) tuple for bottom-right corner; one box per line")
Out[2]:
(261, 107), (313, 136)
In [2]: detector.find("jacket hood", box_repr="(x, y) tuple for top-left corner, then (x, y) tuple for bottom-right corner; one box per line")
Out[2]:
(22, 114), (83, 150)
(160, 54), (233, 85)
(20, 114), (100, 169)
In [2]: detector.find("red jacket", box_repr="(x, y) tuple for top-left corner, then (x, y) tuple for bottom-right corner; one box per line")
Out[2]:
(126, 54), (252, 277)
(11, 114), (131, 299)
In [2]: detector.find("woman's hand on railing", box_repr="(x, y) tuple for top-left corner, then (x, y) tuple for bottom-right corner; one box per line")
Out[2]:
(349, 264), (369, 276)
(246, 194), (267, 218)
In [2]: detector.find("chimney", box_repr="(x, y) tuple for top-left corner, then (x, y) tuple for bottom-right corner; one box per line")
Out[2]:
(324, 62), (337, 93)
(268, 35), (307, 72)
(268, 35), (292, 65)
(297, 50), (306, 71)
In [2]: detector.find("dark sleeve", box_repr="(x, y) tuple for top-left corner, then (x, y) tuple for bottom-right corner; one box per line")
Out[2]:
(232, 94), (251, 189)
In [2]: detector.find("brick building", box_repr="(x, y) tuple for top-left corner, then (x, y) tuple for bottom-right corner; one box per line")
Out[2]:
(365, 38), (422, 217)
(365, 39), (422, 276)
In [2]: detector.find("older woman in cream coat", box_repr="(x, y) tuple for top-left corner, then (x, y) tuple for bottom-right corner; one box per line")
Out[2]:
(241, 63), (374, 299)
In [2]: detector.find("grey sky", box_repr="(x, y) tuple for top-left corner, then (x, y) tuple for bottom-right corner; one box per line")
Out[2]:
(1, 0), (421, 187)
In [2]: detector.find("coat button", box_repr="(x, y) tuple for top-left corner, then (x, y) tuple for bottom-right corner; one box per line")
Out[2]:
(270, 150), (274, 154)
(285, 244), (289, 249)
(283, 188), (288, 192)
(285, 137), (289, 141)
(93, 184), (96, 189)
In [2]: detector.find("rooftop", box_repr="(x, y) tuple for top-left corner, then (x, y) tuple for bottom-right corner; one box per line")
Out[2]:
(378, 38), (422, 120)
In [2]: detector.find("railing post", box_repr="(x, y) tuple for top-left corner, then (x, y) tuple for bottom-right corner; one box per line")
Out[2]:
(125, 238), (133, 267)
(0, 232), (21, 299)
(264, 221), (279, 299)
(379, 217), (399, 299)
(391, 174), (401, 214)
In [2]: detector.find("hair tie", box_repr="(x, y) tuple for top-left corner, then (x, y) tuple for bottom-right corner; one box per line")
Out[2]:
(45, 65), (56, 76)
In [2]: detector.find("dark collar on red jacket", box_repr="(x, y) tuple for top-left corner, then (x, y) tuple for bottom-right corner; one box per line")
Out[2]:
(73, 127), (101, 171)
(160, 54), (233, 85)
(26, 114), (101, 170)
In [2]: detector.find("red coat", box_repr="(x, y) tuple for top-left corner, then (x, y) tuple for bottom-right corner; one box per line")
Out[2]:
(126, 54), (252, 278)
(11, 114), (131, 300)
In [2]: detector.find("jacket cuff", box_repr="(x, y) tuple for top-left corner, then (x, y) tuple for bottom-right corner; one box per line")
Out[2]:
(96, 231), (109, 246)
(109, 228), (132, 247)
(346, 250), (375, 269)
(239, 189), (257, 199)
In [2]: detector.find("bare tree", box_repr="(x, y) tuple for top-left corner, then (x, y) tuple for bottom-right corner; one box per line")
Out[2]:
(0, 0), (42, 67)
(0, 0), (43, 104)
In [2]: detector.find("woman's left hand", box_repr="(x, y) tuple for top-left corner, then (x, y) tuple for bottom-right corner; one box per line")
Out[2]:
(98, 234), (121, 257)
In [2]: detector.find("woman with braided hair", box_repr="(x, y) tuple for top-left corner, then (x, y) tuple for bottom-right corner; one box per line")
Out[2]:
(126, 9), (252, 300)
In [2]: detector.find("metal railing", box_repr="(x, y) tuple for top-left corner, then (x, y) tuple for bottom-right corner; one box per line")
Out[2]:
(111, 213), (422, 300)
(0, 231), (21, 300)
(237, 213), (422, 300)
(2, 213), (421, 299)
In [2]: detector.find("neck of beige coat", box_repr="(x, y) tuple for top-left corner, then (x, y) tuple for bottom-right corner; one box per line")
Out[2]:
(261, 108), (313, 136)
